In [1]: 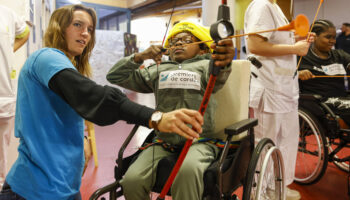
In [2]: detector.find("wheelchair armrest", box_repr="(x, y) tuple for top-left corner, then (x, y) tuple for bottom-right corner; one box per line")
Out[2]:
(224, 118), (258, 137)
(89, 181), (120, 200)
(299, 93), (339, 118)
(299, 93), (323, 101)
(117, 125), (140, 167)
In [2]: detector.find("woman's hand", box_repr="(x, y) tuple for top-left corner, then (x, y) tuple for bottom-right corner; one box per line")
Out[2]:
(299, 69), (315, 80)
(210, 38), (235, 67)
(294, 40), (311, 56)
(158, 108), (203, 140)
(134, 45), (163, 65)
(294, 32), (315, 56)
(295, 32), (316, 42)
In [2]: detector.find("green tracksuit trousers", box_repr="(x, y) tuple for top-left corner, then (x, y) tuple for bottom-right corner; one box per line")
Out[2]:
(120, 142), (219, 200)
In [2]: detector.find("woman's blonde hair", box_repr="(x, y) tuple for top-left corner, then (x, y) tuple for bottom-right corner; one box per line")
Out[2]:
(44, 4), (96, 77)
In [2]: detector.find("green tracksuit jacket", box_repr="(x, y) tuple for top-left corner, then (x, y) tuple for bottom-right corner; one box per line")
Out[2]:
(107, 54), (232, 145)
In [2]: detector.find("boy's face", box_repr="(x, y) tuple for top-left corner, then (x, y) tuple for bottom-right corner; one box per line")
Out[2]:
(168, 32), (201, 63)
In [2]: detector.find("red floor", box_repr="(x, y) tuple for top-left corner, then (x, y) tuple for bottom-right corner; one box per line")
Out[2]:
(81, 122), (349, 200)
(81, 93), (349, 200)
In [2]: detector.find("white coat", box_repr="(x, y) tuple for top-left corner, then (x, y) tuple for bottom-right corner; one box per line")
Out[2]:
(244, 0), (300, 186)
(0, 5), (28, 188)
(0, 5), (27, 118)
(245, 0), (299, 113)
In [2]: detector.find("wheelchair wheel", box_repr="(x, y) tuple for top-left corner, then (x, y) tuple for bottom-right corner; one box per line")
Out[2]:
(243, 138), (284, 200)
(295, 108), (328, 184)
(328, 138), (350, 172)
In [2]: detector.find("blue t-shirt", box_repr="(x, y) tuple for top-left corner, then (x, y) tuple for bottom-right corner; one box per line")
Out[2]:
(6, 48), (84, 200)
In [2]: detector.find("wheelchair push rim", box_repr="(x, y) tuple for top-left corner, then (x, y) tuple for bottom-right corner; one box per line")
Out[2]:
(294, 108), (328, 184)
(243, 138), (285, 200)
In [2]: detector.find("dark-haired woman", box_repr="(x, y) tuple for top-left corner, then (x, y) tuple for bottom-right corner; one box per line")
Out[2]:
(299, 19), (350, 125)
(0, 5), (203, 200)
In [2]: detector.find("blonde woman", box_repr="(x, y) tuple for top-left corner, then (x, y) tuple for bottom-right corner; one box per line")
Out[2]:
(0, 5), (203, 200)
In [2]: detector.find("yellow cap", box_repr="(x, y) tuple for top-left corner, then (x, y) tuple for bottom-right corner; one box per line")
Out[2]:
(164, 21), (213, 51)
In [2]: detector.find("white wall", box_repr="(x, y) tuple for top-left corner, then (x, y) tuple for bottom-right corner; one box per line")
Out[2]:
(294, 0), (350, 29)
(131, 16), (169, 52)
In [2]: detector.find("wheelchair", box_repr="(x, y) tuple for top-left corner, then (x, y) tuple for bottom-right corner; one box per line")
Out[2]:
(90, 60), (286, 200)
(295, 94), (350, 190)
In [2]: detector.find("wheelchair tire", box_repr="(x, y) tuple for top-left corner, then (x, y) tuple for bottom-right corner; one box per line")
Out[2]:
(242, 138), (284, 200)
(294, 107), (328, 185)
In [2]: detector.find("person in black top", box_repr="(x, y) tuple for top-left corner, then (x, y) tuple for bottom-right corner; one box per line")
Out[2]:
(298, 19), (350, 125)
(335, 23), (350, 54)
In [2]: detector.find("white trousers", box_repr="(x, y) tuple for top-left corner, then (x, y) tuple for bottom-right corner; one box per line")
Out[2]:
(0, 116), (15, 188)
(252, 108), (299, 185)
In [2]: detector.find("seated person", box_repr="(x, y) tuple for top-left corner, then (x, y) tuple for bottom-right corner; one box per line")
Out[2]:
(106, 21), (235, 200)
(298, 19), (350, 126)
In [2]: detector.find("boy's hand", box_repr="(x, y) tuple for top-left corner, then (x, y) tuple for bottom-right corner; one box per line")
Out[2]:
(210, 38), (235, 67)
(134, 45), (163, 65)
(158, 108), (203, 140)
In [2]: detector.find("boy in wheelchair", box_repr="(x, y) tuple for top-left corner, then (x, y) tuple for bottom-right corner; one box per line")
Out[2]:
(298, 19), (350, 127)
(106, 21), (235, 200)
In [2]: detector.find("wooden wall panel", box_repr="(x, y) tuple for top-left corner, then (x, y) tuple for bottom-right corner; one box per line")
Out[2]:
(278, 0), (293, 21)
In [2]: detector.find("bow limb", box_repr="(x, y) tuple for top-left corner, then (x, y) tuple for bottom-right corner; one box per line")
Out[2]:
(161, 0), (177, 46)
(296, 0), (324, 70)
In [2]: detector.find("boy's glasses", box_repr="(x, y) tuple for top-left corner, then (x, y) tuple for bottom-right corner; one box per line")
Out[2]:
(168, 35), (195, 47)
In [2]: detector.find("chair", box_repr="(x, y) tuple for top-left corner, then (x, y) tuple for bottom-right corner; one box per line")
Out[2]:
(90, 60), (285, 200)
(295, 94), (350, 195)
(85, 121), (99, 167)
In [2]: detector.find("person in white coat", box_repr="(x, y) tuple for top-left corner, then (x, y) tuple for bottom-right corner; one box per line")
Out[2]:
(244, 0), (314, 199)
(0, 5), (30, 188)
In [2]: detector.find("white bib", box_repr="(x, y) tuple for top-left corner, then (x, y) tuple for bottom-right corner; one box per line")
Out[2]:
(159, 70), (201, 90)
(321, 63), (346, 75)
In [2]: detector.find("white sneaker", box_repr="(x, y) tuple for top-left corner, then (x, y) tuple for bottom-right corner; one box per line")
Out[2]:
(265, 188), (276, 200)
(262, 187), (300, 200)
(286, 187), (301, 200)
